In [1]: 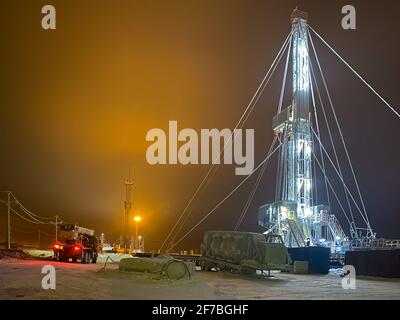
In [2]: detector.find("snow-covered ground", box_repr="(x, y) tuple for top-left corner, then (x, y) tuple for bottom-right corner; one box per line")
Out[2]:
(0, 258), (400, 300)
(24, 249), (54, 260)
(21, 249), (134, 263)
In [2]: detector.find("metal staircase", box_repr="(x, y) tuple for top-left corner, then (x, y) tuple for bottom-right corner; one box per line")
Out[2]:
(328, 214), (347, 242)
(287, 219), (306, 247)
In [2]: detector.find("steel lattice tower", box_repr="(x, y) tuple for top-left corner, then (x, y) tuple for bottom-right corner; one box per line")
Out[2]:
(285, 10), (313, 214)
(259, 10), (347, 249)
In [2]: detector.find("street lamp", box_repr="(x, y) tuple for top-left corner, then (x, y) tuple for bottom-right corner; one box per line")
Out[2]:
(133, 215), (141, 251)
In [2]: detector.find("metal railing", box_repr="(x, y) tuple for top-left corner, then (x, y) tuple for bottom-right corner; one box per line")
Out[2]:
(350, 238), (400, 250)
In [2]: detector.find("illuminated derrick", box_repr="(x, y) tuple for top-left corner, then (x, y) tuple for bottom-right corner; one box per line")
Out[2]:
(163, 8), (387, 254)
(259, 9), (348, 250)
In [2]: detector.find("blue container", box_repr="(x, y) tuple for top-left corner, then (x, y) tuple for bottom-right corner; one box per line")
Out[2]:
(288, 247), (330, 274)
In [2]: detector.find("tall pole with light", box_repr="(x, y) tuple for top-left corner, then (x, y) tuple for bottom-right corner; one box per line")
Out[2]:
(55, 215), (58, 242)
(124, 172), (134, 254)
(7, 191), (11, 250)
(133, 215), (141, 252)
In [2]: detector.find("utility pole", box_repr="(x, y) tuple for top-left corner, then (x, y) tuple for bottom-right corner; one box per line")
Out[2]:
(7, 191), (11, 250)
(124, 171), (134, 254)
(100, 233), (104, 247)
(135, 222), (138, 251)
(55, 215), (58, 242)
(139, 236), (144, 253)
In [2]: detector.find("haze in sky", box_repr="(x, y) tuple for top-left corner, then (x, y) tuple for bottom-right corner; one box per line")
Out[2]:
(0, 0), (399, 250)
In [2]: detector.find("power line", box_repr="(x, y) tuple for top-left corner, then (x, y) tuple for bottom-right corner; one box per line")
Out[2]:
(0, 192), (61, 225)
(8, 206), (42, 224)
(0, 191), (61, 247)
(0, 199), (46, 225)
(11, 228), (36, 234)
(11, 193), (56, 221)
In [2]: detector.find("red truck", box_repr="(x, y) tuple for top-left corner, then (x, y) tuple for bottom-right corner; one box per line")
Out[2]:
(53, 224), (98, 264)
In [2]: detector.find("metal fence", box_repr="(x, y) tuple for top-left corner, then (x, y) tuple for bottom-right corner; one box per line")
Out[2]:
(350, 238), (400, 250)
